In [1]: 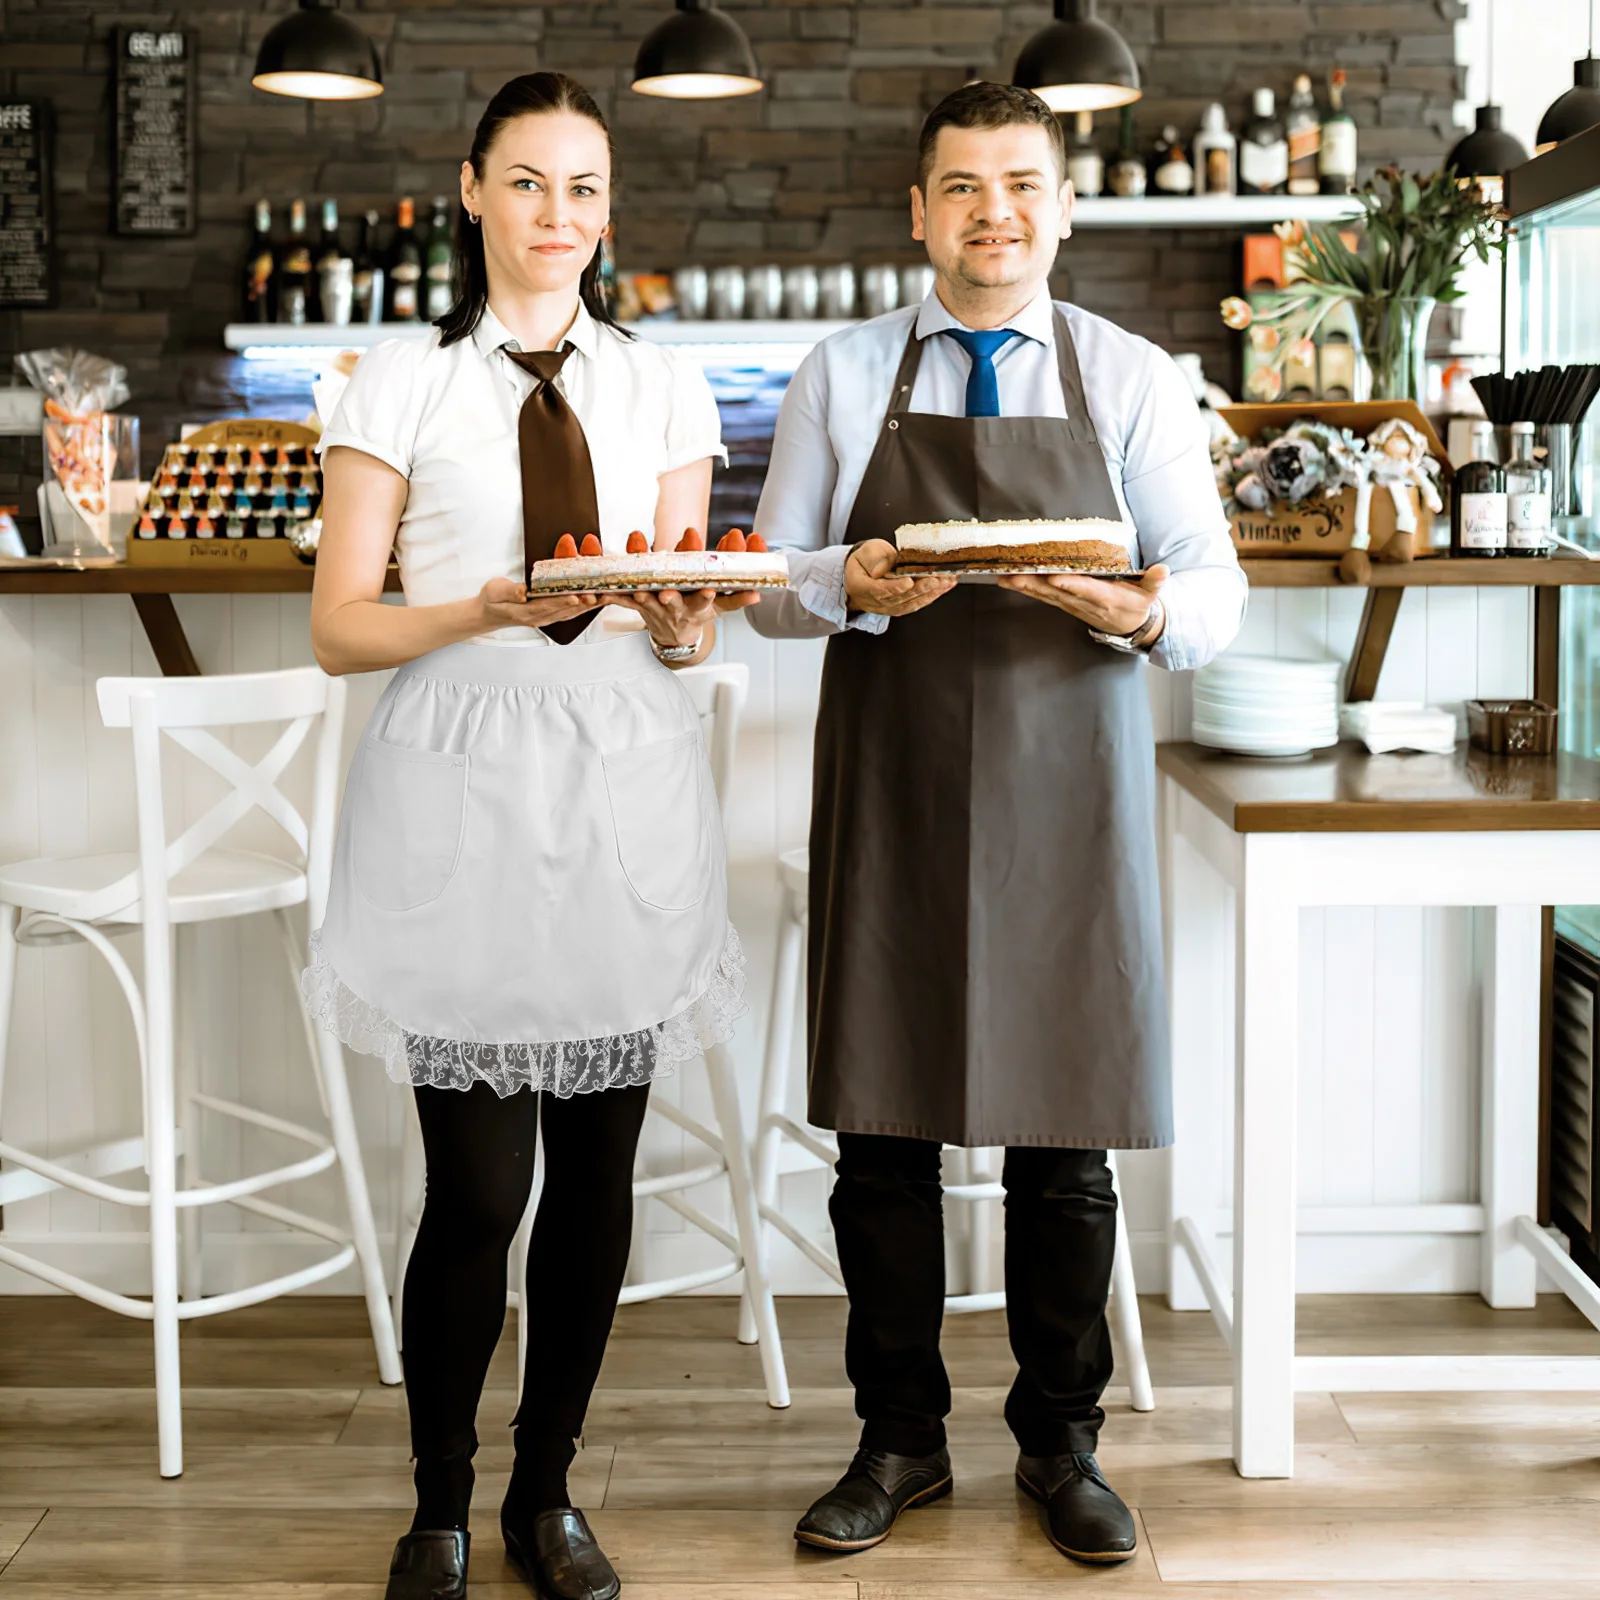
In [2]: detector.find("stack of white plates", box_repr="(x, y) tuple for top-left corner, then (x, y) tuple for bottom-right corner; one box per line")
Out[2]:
(1192, 655), (1341, 758)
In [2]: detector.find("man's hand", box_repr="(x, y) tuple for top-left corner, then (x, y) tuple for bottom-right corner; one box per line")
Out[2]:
(844, 539), (956, 617)
(997, 563), (1168, 640)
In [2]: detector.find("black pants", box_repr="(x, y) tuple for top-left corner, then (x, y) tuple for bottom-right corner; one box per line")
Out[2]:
(403, 1079), (651, 1480)
(831, 1132), (1117, 1459)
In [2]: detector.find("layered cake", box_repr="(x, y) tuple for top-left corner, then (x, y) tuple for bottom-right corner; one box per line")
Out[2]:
(894, 517), (1134, 573)
(526, 528), (790, 595)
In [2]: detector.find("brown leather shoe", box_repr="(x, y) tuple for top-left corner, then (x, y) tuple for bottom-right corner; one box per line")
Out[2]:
(794, 1447), (953, 1552)
(1016, 1452), (1137, 1564)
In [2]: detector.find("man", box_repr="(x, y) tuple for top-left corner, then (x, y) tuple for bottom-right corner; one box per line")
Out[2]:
(748, 82), (1246, 1565)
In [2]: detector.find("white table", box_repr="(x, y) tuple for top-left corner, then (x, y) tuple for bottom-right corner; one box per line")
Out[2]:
(1160, 740), (1600, 1478)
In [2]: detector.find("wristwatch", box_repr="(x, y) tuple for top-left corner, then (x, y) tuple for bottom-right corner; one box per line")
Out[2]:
(1089, 595), (1165, 656)
(651, 632), (703, 663)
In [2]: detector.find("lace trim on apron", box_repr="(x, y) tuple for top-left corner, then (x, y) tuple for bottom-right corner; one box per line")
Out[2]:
(301, 923), (747, 1100)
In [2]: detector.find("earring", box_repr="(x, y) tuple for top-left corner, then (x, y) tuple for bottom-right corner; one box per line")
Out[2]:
(467, 212), (481, 225)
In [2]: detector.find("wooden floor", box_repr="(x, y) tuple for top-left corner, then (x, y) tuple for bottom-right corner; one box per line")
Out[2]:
(2, 1293), (1600, 1597)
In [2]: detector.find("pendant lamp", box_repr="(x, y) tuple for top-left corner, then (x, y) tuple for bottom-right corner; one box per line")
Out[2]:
(1445, 0), (1527, 200)
(1535, 0), (1600, 153)
(632, 0), (762, 100)
(1013, 0), (1141, 114)
(252, 0), (382, 101)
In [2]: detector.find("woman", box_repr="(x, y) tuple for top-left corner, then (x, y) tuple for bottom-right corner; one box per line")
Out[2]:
(304, 73), (751, 1600)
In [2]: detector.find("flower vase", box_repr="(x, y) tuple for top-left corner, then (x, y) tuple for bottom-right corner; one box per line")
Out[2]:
(1359, 295), (1435, 405)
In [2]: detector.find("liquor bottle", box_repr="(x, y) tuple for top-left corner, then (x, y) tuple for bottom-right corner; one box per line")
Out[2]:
(1192, 103), (1237, 196)
(1318, 69), (1358, 195)
(243, 199), (275, 322)
(276, 198), (312, 325)
(1066, 111), (1104, 198)
(1505, 420), (1553, 556)
(1107, 105), (1146, 197)
(424, 195), (454, 319)
(387, 196), (423, 322)
(1286, 73), (1321, 196)
(1239, 88), (1289, 195)
(312, 198), (348, 324)
(1451, 420), (1508, 558)
(352, 209), (385, 326)
(1150, 124), (1194, 196)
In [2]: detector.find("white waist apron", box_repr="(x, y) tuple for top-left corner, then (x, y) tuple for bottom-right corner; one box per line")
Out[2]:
(303, 631), (744, 1098)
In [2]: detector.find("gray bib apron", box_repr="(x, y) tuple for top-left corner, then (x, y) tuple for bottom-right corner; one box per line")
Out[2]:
(806, 308), (1171, 1150)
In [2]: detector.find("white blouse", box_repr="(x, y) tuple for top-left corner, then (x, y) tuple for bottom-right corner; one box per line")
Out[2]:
(319, 302), (726, 644)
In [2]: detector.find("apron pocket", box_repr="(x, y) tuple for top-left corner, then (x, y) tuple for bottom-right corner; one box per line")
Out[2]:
(603, 730), (712, 912)
(352, 735), (469, 912)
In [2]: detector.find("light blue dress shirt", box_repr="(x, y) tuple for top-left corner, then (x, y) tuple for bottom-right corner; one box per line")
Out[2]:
(748, 286), (1247, 673)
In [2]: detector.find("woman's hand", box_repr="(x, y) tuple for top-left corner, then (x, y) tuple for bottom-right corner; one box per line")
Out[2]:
(477, 576), (606, 633)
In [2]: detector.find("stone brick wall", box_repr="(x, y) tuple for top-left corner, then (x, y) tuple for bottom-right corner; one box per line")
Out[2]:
(1, 0), (1464, 529)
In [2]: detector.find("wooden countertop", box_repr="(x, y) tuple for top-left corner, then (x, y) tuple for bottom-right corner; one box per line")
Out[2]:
(1157, 740), (1600, 833)
(1240, 557), (1600, 587)
(2, 557), (1595, 597)
(0, 566), (400, 594)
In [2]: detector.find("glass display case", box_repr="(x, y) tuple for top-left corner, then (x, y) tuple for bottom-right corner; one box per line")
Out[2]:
(1504, 125), (1600, 956)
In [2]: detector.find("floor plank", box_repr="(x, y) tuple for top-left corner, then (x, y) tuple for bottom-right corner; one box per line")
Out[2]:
(0, 1388), (357, 1446)
(0, 1444), (612, 1509)
(0, 1512), (44, 1575)
(1143, 1504), (1600, 1583)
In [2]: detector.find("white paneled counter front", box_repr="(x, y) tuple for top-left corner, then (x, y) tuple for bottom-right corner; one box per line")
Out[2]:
(0, 581), (1537, 1300)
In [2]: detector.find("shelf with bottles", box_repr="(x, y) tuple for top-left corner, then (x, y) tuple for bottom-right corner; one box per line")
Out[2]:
(240, 192), (453, 331)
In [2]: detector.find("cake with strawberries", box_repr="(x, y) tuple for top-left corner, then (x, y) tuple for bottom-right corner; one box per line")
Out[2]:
(893, 516), (1134, 573)
(525, 528), (790, 595)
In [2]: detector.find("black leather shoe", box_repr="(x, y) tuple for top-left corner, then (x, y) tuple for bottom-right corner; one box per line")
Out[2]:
(385, 1530), (469, 1600)
(1016, 1452), (1137, 1564)
(794, 1447), (953, 1552)
(502, 1507), (620, 1600)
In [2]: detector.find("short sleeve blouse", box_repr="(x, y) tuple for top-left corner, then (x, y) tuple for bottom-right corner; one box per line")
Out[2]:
(319, 302), (726, 632)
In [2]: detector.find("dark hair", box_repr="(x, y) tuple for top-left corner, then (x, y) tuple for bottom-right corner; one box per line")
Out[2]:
(437, 72), (627, 347)
(916, 81), (1067, 191)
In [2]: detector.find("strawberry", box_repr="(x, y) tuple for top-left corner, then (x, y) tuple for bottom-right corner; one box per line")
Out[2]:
(579, 533), (602, 556)
(626, 530), (649, 553)
(676, 527), (705, 552)
(553, 533), (578, 559)
(718, 529), (747, 552)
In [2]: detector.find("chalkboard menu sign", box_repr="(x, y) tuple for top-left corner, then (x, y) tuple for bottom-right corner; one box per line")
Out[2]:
(113, 27), (197, 237)
(0, 100), (54, 308)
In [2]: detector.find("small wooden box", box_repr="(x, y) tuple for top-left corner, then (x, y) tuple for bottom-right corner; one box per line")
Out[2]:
(1218, 400), (1451, 560)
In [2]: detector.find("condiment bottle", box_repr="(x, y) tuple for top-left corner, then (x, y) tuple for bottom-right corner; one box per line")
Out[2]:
(1192, 103), (1237, 196)
(1450, 419), (1508, 558)
(1107, 105), (1146, 197)
(1504, 420), (1553, 557)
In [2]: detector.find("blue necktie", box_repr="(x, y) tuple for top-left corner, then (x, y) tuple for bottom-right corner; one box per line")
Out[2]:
(942, 327), (1018, 418)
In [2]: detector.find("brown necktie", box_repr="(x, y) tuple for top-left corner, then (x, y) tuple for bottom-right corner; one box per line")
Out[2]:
(506, 344), (601, 644)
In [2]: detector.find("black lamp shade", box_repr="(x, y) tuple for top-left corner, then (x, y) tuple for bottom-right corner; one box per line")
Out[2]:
(1013, 0), (1141, 114)
(253, 0), (383, 102)
(632, 0), (762, 100)
(1445, 103), (1529, 196)
(1536, 57), (1600, 153)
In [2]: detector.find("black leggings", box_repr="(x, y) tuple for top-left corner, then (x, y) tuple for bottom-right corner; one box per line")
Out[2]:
(403, 1079), (651, 1487)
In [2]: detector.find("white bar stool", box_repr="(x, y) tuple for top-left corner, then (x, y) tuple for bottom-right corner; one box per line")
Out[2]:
(738, 845), (1155, 1413)
(0, 666), (402, 1477)
(390, 660), (790, 1409)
